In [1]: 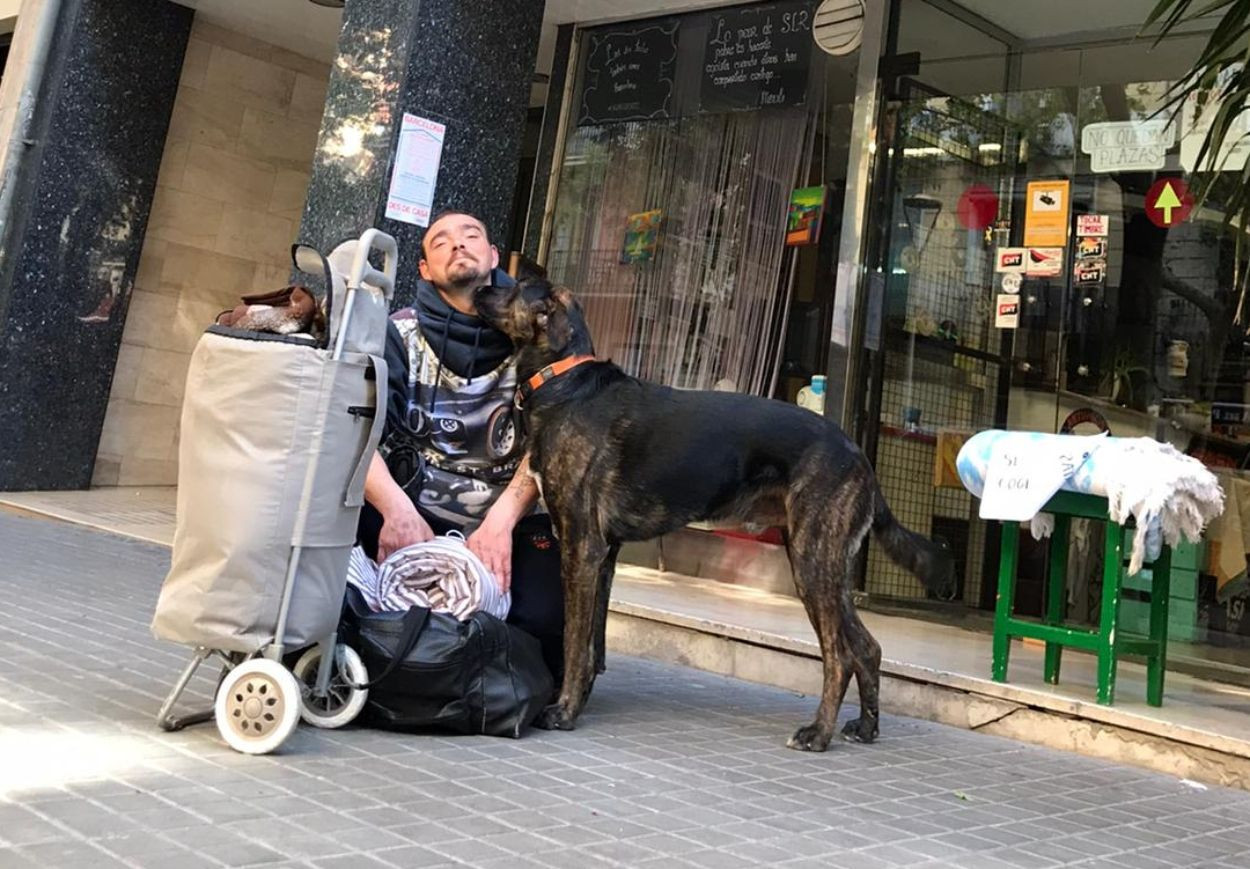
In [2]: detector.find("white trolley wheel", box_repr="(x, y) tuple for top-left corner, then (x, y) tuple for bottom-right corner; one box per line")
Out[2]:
(214, 658), (301, 755)
(292, 644), (369, 729)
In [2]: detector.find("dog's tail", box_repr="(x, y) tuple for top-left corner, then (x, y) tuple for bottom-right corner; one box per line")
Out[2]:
(869, 481), (956, 598)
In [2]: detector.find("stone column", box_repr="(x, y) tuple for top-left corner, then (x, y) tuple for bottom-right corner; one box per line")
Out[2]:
(298, 0), (546, 307)
(0, 0), (192, 490)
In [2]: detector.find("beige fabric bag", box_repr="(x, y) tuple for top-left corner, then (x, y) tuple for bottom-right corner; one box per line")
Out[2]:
(151, 331), (386, 652)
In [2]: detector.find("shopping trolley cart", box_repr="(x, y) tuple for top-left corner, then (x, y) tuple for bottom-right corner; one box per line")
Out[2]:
(151, 228), (397, 754)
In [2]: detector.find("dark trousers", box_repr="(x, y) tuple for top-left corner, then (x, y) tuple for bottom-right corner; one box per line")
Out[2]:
(357, 505), (565, 681)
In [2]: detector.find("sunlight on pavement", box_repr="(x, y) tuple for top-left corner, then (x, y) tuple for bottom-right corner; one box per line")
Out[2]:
(0, 726), (169, 798)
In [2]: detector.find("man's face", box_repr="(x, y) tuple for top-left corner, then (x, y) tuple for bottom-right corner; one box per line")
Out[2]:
(419, 214), (499, 292)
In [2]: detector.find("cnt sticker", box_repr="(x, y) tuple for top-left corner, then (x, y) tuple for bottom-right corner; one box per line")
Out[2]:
(995, 294), (1020, 329)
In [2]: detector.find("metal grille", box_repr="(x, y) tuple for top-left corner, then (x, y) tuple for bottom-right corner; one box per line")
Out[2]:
(866, 353), (1004, 604)
(863, 81), (1014, 607)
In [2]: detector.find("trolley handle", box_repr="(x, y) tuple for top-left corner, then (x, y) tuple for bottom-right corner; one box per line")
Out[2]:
(291, 242), (336, 349)
(348, 229), (397, 301)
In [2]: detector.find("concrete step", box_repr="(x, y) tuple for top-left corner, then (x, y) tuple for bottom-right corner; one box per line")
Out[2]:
(607, 565), (1250, 791)
(620, 525), (796, 597)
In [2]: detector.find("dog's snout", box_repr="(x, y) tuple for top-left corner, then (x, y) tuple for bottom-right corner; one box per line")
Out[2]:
(473, 284), (504, 313)
(474, 285), (523, 333)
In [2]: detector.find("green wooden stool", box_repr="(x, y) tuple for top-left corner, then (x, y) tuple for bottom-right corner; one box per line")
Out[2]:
(991, 490), (1171, 706)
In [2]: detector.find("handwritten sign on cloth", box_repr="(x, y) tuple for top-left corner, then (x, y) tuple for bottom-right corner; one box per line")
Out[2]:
(979, 436), (1100, 521)
(578, 23), (680, 125)
(700, 0), (816, 113)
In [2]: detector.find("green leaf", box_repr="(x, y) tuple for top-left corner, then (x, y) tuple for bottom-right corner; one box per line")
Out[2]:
(1147, 0), (1250, 323)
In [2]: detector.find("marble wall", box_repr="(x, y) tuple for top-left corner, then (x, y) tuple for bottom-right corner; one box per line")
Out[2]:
(0, 0), (191, 491)
(299, 0), (546, 308)
(93, 19), (331, 487)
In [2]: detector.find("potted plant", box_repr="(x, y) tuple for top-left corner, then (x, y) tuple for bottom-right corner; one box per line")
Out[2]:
(1101, 346), (1150, 407)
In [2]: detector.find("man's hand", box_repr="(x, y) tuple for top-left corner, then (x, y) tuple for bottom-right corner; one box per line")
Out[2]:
(366, 451), (435, 562)
(464, 453), (541, 594)
(377, 498), (435, 562)
(468, 514), (513, 593)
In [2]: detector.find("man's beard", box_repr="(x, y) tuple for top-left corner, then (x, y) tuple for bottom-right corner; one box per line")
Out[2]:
(445, 258), (489, 291)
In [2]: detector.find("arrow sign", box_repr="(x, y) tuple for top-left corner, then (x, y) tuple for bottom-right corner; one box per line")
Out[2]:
(1155, 182), (1182, 222)
(1146, 177), (1193, 228)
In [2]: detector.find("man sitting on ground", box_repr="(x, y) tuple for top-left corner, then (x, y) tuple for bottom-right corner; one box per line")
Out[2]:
(358, 209), (564, 677)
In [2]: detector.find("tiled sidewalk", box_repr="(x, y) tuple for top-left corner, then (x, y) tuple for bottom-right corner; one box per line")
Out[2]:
(2, 512), (1249, 868)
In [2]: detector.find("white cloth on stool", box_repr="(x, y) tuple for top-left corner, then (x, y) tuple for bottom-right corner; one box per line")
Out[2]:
(956, 430), (1225, 575)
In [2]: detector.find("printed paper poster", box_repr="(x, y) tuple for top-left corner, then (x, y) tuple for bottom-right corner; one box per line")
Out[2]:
(1075, 260), (1107, 285)
(786, 186), (826, 246)
(385, 114), (446, 227)
(995, 294), (1020, 329)
(995, 247), (1026, 273)
(1024, 180), (1070, 247)
(1025, 247), (1064, 277)
(1076, 237), (1107, 260)
(785, 187), (825, 246)
(622, 210), (662, 263)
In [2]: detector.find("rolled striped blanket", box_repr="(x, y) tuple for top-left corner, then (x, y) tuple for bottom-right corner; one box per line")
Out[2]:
(346, 533), (510, 620)
(956, 430), (1224, 575)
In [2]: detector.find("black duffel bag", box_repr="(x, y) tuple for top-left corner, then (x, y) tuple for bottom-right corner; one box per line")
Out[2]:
(339, 585), (554, 738)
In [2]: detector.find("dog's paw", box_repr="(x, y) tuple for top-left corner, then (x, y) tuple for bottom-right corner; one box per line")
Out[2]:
(841, 715), (879, 744)
(786, 724), (832, 752)
(534, 703), (577, 731)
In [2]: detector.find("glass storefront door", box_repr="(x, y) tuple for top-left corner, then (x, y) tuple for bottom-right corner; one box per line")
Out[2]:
(859, 0), (1249, 680)
(861, 76), (1016, 610)
(541, 0), (1250, 685)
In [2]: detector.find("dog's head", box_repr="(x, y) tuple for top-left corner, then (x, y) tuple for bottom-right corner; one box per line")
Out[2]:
(474, 277), (594, 368)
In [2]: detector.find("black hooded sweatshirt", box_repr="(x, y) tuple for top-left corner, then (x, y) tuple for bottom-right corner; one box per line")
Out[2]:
(382, 268), (516, 433)
(378, 268), (525, 527)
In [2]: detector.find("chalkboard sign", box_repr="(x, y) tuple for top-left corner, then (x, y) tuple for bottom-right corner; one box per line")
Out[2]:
(578, 22), (680, 126)
(700, 0), (816, 113)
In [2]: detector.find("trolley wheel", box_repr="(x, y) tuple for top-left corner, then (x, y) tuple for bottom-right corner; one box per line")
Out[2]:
(292, 644), (369, 729)
(213, 658), (300, 755)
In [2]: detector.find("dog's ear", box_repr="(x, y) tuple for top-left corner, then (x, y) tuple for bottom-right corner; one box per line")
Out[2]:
(514, 256), (547, 283)
(552, 285), (579, 312)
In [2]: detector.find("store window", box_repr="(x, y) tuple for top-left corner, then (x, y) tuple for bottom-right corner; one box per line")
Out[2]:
(861, 0), (1249, 679)
(546, 1), (856, 399)
(543, 0), (1250, 682)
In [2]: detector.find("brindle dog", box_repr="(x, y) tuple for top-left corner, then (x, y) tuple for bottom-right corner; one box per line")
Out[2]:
(475, 279), (955, 751)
